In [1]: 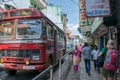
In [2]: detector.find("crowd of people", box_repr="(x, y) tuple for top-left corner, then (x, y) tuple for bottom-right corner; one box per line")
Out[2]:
(71, 39), (118, 80)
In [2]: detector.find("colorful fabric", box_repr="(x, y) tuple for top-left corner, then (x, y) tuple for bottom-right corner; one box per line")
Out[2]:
(73, 55), (80, 65)
(72, 50), (81, 58)
(78, 45), (82, 52)
(73, 65), (78, 73)
(72, 49), (80, 73)
(104, 49), (118, 71)
(72, 49), (80, 71)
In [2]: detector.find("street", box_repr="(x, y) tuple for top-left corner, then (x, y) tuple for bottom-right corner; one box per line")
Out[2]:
(0, 70), (39, 80)
(0, 0), (120, 80)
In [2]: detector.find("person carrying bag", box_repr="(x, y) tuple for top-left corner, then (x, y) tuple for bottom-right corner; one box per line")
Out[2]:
(102, 40), (118, 80)
(72, 46), (81, 73)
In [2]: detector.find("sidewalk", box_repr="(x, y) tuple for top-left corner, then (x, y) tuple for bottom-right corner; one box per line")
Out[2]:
(65, 64), (80, 80)
(65, 59), (103, 80)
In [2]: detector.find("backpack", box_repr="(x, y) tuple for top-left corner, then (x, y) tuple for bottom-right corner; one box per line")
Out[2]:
(97, 55), (104, 67)
(97, 48), (107, 67)
(104, 49), (118, 71)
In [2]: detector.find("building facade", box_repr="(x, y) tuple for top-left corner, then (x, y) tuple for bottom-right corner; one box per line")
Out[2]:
(42, 4), (63, 30)
(89, 0), (120, 79)
(42, 4), (70, 41)
(0, 0), (47, 10)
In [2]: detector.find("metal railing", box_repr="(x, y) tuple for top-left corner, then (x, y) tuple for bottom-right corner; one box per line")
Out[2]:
(58, 49), (73, 80)
(32, 65), (53, 80)
(32, 48), (73, 80)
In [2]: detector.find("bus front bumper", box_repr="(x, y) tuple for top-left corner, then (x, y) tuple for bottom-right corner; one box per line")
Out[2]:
(0, 63), (47, 70)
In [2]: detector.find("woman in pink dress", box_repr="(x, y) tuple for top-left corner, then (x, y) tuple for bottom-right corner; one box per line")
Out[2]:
(72, 46), (81, 73)
(78, 44), (82, 54)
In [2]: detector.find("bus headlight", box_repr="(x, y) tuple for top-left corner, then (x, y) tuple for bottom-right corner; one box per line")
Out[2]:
(32, 55), (40, 60)
(25, 60), (30, 65)
(0, 58), (3, 63)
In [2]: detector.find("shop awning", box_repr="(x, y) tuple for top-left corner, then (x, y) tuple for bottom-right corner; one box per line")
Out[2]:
(92, 24), (108, 37)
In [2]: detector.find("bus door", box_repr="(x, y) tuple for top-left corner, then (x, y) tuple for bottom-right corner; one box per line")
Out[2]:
(53, 30), (58, 64)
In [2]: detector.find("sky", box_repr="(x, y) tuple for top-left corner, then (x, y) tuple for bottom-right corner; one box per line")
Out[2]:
(47, 0), (82, 38)
(47, 0), (79, 24)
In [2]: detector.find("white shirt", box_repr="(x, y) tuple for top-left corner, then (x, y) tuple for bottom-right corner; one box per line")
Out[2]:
(91, 49), (99, 60)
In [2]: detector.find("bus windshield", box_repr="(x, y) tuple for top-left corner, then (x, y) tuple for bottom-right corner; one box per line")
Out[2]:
(0, 20), (14, 38)
(17, 19), (42, 39)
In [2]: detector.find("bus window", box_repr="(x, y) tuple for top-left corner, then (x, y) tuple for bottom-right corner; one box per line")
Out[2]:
(41, 26), (47, 40)
(0, 12), (8, 19)
(61, 34), (63, 41)
(57, 32), (59, 40)
(10, 10), (32, 17)
(47, 24), (54, 39)
(17, 19), (42, 39)
(0, 20), (14, 37)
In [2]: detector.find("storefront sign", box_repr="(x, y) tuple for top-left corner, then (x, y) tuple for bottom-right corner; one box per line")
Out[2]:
(80, 10), (88, 26)
(79, 0), (93, 26)
(85, 0), (111, 17)
(79, 0), (85, 9)
(79, 0), (87, 26)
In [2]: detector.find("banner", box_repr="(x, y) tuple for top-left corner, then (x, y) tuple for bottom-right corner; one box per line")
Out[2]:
(79, 0), (93, 26)
(79, 0), (85, 9)
(85, 0), (111, 17)
(80, 10), (88, 26)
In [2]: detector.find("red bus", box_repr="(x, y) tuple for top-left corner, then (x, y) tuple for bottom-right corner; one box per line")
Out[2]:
(0, 8), (66, 75)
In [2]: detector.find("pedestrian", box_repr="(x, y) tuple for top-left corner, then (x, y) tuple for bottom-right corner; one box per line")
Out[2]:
(78, 44), (82, 59)
(82, 42), (91, 76)
(72, 46), (81, 73)
(91, 45), (100, 73)
(98, 40), (118, 80)
(97, 46), (107, 68)
(90, 45), (94, 61)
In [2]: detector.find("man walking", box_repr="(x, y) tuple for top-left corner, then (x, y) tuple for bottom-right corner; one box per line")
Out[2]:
(82, 42), (91, 76)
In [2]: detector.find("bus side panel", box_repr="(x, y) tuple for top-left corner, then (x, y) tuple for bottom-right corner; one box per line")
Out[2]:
(54, 30), (58, 64)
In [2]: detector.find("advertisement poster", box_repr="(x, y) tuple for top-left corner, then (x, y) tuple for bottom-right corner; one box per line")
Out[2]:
(80, 10), (88, 26)
(85, 0), (111, 17)
(79, 0), (85, 9)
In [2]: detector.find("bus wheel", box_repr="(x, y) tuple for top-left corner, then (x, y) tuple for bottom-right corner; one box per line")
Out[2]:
(5, 69), (17, 75)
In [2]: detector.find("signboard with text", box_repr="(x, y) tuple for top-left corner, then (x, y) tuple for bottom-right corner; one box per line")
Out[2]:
(85, 0), (111, 17)
(79, 0), (85, 9)
(79, 0), (93, 26)
(79, 0), (87, 26)
(80, 10), (88, 26)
